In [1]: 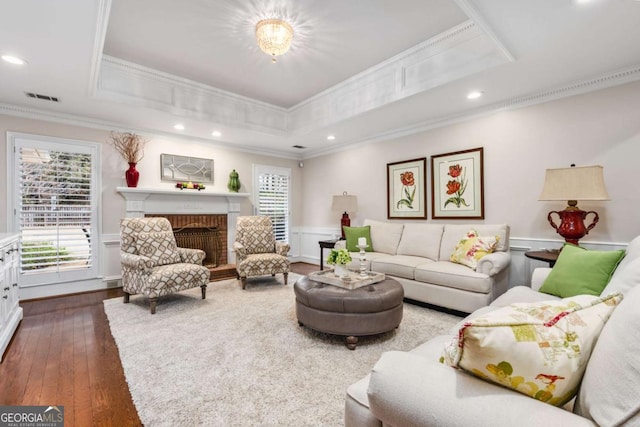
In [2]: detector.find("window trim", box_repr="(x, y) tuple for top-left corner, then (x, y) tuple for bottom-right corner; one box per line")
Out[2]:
(6, 132), (102, 287)
(252, 164), (291, 243)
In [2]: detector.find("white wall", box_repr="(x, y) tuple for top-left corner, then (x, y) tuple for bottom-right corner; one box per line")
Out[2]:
(301, 80), (640, 244)
(0, 115), (301, 298)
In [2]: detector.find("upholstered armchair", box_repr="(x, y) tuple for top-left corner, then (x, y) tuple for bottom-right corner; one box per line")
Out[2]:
(233, 216), (290, 289)
(120, 217), (210, 314)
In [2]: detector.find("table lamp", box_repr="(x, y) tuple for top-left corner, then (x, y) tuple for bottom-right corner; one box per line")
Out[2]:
(332, 191), (357, 239)
(538, 165), (609, 245)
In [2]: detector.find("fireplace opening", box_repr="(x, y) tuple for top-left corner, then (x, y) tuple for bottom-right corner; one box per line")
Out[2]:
(145, 214), (236, 281)
(173, 224), (220, 268)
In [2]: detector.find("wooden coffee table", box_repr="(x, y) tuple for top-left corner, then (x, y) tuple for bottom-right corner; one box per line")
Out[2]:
(293, 275), (404, 350)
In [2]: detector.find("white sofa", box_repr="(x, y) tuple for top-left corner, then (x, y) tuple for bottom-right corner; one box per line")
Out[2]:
(345, 236), (640, 427)
(338, 219), (511, 313)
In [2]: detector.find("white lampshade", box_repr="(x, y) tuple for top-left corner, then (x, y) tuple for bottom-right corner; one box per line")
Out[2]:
(332, 193), (358, 213)
(539, 165), (610, 201)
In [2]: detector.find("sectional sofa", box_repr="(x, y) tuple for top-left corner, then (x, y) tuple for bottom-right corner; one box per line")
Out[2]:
(345, 236), (640, 427)
(338, 219), (511, 313)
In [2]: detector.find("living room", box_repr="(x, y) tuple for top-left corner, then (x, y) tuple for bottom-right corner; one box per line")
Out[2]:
(1, 1), (640, 426)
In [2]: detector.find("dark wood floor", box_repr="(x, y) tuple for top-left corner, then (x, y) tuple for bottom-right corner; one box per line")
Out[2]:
(0, 262), (317, 427)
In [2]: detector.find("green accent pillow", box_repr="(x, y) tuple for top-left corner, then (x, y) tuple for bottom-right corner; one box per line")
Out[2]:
(539, 244), (625, 297)
(343, 226), (373, 252)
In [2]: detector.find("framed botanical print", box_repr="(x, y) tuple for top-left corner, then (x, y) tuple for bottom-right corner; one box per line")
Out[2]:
(431, 147), (484, 219)
(387, 157), (427, 219)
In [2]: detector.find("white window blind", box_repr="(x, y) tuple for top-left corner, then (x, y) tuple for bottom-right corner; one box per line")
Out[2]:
(8, 133), (100, 286)
(254, 165), (290, 242)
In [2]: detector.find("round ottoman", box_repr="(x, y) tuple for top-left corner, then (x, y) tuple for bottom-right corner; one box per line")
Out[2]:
(294, 276), (404, 350)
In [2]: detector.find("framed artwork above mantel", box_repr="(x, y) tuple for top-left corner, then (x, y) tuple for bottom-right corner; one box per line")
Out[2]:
(160, 153), (213, 183)
(431, 147), (484, 219)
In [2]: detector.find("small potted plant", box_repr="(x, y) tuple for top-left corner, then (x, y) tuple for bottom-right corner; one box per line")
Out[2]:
(326, 248), (352, 278)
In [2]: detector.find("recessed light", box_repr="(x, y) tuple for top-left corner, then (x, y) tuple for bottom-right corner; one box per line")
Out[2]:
(327, 135), (336, 141)
(211, 130), (222, 137)
(467, 91), (484, 100)
(174, 124), (185, 131)
(2, 55), (27, 65)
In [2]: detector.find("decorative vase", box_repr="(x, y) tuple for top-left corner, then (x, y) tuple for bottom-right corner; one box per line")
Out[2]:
(334, 264), (349, 278)
(227, 169), (240, 192)
(125, 162), (139, 188)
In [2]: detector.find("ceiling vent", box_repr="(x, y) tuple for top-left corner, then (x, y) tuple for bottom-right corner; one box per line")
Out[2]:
(292, 145), (307, 149)
(25, 92), (60, 102)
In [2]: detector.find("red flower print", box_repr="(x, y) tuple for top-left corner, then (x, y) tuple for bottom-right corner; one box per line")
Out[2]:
(400, 171), (415, 186)
(448, 164), (462, 178)
(446, 180), (460, 195)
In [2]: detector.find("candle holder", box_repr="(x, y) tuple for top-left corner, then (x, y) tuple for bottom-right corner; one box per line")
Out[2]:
(357, 243), (368, 277)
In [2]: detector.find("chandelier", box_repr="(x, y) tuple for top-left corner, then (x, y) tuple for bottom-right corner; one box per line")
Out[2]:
(255, 19), (294, 63)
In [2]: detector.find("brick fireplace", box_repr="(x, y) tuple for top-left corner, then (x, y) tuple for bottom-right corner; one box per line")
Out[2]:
(117, 187), (250, 280)
(146, 214), (231, 279)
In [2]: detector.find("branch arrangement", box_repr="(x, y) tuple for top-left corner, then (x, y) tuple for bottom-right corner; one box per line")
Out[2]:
(110, 131), (147, 163)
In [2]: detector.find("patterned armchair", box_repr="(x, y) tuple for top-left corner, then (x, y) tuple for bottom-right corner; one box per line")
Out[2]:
(233, 216), (290, 289)
(120, 217), (210, 314)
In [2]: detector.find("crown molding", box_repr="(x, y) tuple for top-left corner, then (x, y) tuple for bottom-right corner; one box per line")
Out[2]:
(96, 20), (512, 138)
(303, 64), (640, 159)
(0, 103), (301, 160)
(2, 65), (639, 162)
(87, 0), (112, 98)
(97, 56), (289, 136)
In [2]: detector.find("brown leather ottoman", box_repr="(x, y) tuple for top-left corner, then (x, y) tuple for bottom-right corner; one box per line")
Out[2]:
(294, 276), (404, 350)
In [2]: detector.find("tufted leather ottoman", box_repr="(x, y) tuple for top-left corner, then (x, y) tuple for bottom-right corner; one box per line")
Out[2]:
(294, 276), (404, 350)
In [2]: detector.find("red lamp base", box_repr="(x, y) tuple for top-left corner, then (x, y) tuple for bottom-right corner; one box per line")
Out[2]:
(340, 212), (351, 239)
(547, 202), (599, 245)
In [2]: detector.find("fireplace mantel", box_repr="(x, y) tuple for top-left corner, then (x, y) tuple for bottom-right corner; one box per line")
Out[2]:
(116, 187), (251, 263)
(117, 187), (250, 202)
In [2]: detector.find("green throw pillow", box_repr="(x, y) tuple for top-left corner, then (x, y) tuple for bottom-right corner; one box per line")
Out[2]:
(539, 244), (625, 298)
(343, 226), (373, 252)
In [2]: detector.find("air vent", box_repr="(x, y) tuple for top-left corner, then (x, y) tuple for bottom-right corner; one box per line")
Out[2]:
(25, 92), (60, 102)
(292, 145), (306, 149)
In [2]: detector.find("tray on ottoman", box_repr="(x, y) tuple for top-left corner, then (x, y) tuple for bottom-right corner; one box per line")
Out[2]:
(308, 270), (385, 290)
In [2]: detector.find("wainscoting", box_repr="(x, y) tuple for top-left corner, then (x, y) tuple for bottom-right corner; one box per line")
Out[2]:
(29, 228), (626, 301)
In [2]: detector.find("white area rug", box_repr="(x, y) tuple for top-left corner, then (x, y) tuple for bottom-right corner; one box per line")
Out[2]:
(104, 274), (461, 426)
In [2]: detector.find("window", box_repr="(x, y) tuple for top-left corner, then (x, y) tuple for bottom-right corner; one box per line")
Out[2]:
(253, 165), (290, 242)
(7, 133), (101, 287)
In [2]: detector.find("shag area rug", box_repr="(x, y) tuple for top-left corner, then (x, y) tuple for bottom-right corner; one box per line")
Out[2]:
(104, 274), (461, 426)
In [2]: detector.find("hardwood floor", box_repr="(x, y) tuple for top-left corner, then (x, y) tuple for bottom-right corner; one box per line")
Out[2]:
(0, 262), (317, 427)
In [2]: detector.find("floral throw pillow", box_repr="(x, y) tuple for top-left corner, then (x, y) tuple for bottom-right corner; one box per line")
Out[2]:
(450, 229), (499, 269)
(441, 293), (623, 407)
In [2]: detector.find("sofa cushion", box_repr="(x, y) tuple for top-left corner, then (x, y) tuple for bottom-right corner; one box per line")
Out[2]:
(415, 261), (493, 293)
(490, 286), (561, 308)
(539, 244), (625, 298)
(364, 219), (404, 255)
(135, 231), (181, 266)
(600, 256), (640, 296)
(442, 293), (623, 407)
(396, 223), (443, 261)
(370, 255), (432, 280)
(343, 225), (373, 252)
(574, 284), (640, 425)
(450, 230), (499, 269)
(440, 224), (509, 261)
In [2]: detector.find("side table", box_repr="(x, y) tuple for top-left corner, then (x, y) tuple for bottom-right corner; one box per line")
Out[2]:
(318, 239), (341, 270)
(524, 250), (560, 267)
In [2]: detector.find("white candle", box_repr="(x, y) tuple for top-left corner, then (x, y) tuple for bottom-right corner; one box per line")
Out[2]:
(358, 237), (367, 247)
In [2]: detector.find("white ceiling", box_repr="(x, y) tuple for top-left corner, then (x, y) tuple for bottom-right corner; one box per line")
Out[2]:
(1, 0), (640, 159)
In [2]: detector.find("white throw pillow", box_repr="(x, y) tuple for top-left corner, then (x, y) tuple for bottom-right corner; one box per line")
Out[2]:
(441, 293), (623, 407)
(363, 219), (404, 255)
